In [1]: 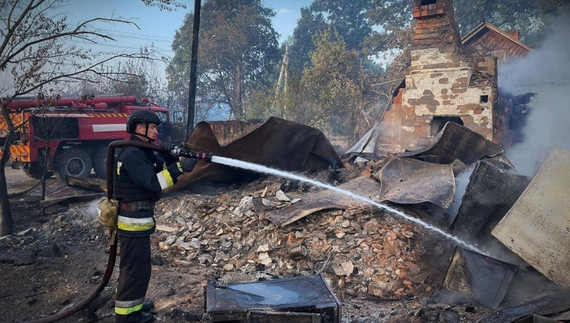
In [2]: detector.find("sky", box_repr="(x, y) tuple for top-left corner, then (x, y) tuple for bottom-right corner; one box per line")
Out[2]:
(65, 0), (311, 62)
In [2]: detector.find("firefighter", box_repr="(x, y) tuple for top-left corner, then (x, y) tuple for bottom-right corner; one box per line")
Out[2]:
(113, 110), (195, 323)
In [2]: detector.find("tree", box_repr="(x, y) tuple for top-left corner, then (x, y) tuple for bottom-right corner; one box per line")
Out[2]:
(366, 0), (413, 54)
(299, 30), (375, 141)
(454, 0), (542, 46)
(367, 0), (544, 51)
(289, 0), (375, 74)
(0, 0), (147, 237)
(538, 0), (570, 15)
(167, 0), (280, 120)
(141, 0), (186, 11)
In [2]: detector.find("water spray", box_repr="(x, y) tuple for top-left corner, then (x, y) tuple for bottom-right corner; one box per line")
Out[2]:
(204, 155), (485, 255)
(170, 146), (483, 254)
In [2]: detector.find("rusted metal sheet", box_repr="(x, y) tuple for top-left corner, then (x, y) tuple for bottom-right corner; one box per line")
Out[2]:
(374, 156), (456, 208)
(344, 122), (382, 155)
(492, 146), (570, 287)
(400, 122), (504, 165)
(170, 117), (342, 191)
(479, 288), (570, 323)
(442, 247), (518, 309)
(21, 178), (105, 208)
(256, 177), (380, 227)
(514, 314), (563, 323)
(204, 274), (341, 323)
(205, 119), (266, 147)
(449, 157), (530, 244)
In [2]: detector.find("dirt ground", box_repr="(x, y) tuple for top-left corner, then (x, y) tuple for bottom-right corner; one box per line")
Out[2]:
(1, 164), (500, 323)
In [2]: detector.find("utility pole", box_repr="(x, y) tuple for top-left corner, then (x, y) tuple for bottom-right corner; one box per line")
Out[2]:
(186, 0), (201, 139)
(273, 44), (289, 117)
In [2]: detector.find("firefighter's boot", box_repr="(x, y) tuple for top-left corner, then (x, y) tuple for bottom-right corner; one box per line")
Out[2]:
(142, 300), (154, 312)
(138, 313), (154, 323)
(116, 311), (154, 323)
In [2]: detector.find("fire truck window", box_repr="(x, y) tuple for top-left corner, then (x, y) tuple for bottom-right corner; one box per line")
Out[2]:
(172, 111), (183, 123)
(156, 112), (167, 123)
(32, 116), (79, 140)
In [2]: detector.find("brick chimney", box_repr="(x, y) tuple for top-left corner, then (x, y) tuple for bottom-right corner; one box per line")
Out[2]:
(411, 0), (462, 66)
(508, 29), (520, 40)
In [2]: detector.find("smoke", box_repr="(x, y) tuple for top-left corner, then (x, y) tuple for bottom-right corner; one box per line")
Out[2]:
(86, 199), (103, 219)
(499, 11), (570, 177)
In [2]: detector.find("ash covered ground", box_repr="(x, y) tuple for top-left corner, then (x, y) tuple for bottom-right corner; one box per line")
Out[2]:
(1, 163), (506, 323)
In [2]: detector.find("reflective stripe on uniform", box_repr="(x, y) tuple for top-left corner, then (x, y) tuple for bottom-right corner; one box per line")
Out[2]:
(115, 297), (145, 315)
(117, 161), (122, 175)
(117, 215), (155, 232)
(156, 169), (174, 190)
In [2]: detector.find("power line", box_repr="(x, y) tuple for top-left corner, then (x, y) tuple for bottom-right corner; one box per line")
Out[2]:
(106, 31), (174, 44)
(66, 39), (173, 58)
(104, 29), (175, 41)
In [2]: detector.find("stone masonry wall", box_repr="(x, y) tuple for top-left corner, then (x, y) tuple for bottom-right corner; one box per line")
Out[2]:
(376, 0), (498, 155)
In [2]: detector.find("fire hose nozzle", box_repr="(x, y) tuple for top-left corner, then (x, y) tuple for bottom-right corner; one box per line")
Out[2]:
(177, 148), (213, 163)
(168, 147), (183, 158)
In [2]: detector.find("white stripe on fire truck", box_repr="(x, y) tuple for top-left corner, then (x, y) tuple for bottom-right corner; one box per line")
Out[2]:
(92, 124), (126, 132)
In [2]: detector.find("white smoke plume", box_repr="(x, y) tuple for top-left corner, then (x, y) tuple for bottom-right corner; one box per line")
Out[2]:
(499, 11), (570, 177)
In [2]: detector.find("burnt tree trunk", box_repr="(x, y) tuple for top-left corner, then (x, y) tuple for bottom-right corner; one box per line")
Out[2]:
(0, 108), (15, 237)
(0, 163), (14, 237)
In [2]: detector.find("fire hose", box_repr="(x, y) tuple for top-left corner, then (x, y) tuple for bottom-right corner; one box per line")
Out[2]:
(23, 140), (212, 323)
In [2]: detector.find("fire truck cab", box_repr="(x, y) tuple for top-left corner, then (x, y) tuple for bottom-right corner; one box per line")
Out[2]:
(0, 94), (183, 179)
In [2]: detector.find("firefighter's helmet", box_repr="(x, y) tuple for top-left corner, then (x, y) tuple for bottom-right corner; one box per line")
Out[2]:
(126, 110), (161, 134)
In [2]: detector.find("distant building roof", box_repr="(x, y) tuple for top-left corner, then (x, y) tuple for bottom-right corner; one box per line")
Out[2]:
(461, 21), (531, 63)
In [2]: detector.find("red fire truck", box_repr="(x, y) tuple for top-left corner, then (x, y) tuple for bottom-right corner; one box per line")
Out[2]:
(0, 94), (184, 179)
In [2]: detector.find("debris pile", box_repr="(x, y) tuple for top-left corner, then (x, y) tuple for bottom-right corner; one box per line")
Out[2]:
(3, 121), (570, 323)
(153, 176), (432, 301)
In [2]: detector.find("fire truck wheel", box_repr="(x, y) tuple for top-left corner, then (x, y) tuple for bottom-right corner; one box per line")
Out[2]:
(23, 162), (54, 179)
(55, 149), (93, 179)
(92, 146), (108, 178)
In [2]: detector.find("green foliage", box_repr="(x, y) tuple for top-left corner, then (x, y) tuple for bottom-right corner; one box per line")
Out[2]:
(454, 0), (543, 46)
(538, 0), (570, 15)
(367, 0), (414, 53)
(141, 0), (186, 11)
(300, 30), (372, 139)
(290, 0), (375, 74)
(167, 0), (280, 119)
(102, 60), (149, 98)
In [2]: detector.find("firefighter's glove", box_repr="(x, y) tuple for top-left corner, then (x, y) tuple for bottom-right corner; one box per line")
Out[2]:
(98, 199), (119, 242)
(179, 158), (197, 173)
(159, 142), (178, 165)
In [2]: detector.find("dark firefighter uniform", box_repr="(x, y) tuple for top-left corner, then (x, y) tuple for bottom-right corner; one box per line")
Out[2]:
(113, 136), (181, 323)
(112, 134), (185, 323)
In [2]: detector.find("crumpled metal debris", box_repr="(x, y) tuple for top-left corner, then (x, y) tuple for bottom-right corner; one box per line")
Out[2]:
(442, 247), (518, 309)
(255, 176), (380, 226)
(374, 156), (456, 208)
(479, 287), (570, 323)
(450, 156), (530, 245)
(169, 117), (343, 191)
(400, 122), (505, 165)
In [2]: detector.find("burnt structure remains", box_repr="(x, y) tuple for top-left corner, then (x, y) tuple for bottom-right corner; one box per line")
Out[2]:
(376, 0), (531, 155)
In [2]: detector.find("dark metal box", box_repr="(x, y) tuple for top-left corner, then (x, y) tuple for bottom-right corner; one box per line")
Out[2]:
(204, 274), (341, 323)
